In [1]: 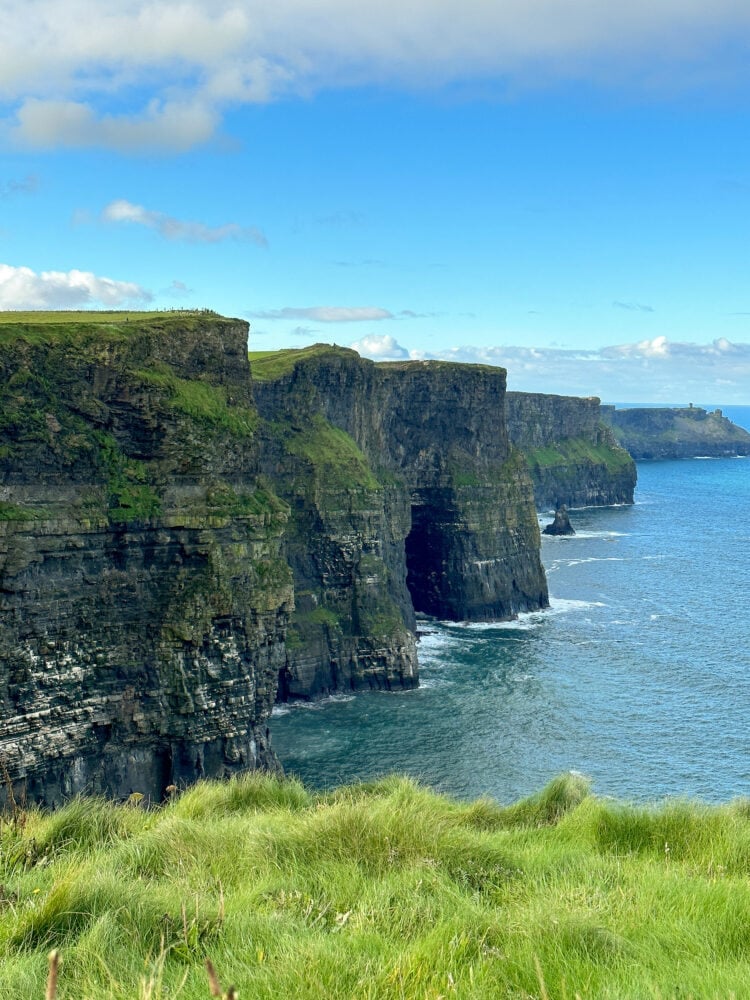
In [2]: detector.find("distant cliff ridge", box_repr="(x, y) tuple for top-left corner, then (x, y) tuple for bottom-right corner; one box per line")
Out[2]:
(602, 405), (750, 460)
(0, 318), (548, 805)
(506, 392), (637, 509)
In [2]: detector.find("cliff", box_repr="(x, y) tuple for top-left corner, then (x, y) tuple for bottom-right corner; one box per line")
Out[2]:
(1, 319), (548, 805)
(0, 314), (293, 807)
(602, 405), (750, 460)
(251, 346), (548, 698)
(506, 392), (637, 509)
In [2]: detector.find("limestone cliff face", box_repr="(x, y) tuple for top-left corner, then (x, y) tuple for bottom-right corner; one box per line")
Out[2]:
(1, 322), (550, 803)
(0, 317), (293, 806)
(506, 392), (636, 509)
(252, 347), (548, 699)
(602, 405), (750, 460)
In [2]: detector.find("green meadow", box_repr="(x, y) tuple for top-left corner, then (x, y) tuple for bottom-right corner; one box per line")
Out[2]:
(2, 772), (749, 998)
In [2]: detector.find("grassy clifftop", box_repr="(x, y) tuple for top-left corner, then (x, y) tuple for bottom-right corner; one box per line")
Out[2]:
(2, 772), (750, 998)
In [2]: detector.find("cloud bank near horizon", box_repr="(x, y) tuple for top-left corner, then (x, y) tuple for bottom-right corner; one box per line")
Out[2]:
(3, 1), (750, 150)
(350, 332), (750, 402)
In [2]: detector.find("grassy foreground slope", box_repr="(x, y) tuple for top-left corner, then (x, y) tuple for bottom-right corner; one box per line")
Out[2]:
(2, 774), (750, 999)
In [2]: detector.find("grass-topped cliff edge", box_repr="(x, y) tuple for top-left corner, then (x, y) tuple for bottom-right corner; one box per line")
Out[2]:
(2, 772), (750, 999)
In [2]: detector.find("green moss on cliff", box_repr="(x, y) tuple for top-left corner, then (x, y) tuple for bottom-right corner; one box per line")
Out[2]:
(95, 432), (163, 523)
(0, 501), (45, 522)
(281, 415), (380, 492)
(524, 435), (634, 471)
(135, 364), (257, 437)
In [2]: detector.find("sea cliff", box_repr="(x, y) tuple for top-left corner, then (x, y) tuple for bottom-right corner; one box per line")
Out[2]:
(602, 405), (750, 460)
(252, 346), (548, 698)
(506, 392), (636, 509)
(1, 317), (547, 804)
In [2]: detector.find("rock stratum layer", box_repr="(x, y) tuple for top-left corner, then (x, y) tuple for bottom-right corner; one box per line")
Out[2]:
(506, 392), (636, 509)
(1, 318), (548, 805)
(602, 405), (750, 460)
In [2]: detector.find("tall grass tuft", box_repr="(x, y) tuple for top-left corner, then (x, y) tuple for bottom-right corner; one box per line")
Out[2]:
(3, 772), (750, 997)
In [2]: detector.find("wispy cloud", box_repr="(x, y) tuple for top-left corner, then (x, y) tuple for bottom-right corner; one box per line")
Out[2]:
(4, 2), (750, 150)
(248, 306), (394, 322)
(0, 174), (39, 197)
(613, 300), (655, 313)
(0, 262), (151, 309)
(162, 279), (192, 298)
(400, 336), (750, 403)
(350, 334), (410, 359)
(102, 199), (267, 246)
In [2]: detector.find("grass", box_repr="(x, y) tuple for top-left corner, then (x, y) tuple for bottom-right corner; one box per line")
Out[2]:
(0, 311), (223, 346)
(3, 772), (750, 997)
(248, 344), (358, 381)
(135, 366), (257, 438)
(0, 501), (45, 522)
(0, 311), (219, 324)
(281, 414), (381, 492)
(524, 434), (634, 472)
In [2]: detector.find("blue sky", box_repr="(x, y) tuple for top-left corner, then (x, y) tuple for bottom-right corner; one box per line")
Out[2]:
(2, 2), (750, 402)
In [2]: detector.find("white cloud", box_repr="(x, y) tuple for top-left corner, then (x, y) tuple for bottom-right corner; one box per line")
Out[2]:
(2, 1), (750, 150)
(0, 262), (151, 309)
(102, 199), (267, 246)
(350, 334), (409, 359)
(603, 335), (670, 358)
(12, 98), (218, 153)
(249, 306), (394, 322)
(398, 336), (750, 403)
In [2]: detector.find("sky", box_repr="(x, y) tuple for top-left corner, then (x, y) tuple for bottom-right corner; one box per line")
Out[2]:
(2, 2), (750, 402)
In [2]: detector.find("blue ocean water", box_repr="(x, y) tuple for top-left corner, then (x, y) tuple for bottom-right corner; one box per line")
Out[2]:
(271, 417), (750, 804)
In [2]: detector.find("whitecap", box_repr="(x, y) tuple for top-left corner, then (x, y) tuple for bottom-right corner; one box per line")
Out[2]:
(566, 530), (630, 539)
(547, 597), (608, 613)
(564, 557), (626, 567)
(272, 692), (357, 715)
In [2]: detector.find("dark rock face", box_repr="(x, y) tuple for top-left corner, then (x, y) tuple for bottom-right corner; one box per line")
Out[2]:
(506, 392), (637, 509)
(543, 505), (575, 536)
(0, 317), (292, 806)
(602, 406), (750, 460)
(252, 348), (549, 697)
(1, 324), (549, 804)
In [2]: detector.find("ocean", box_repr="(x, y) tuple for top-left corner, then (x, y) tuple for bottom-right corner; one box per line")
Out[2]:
(270, 405), (750, 804)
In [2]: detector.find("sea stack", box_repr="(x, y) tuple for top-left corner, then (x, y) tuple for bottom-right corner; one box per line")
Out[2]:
(543, 505), (576, 536)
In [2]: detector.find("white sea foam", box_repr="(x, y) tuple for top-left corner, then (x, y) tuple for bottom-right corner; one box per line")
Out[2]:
(548, 597), (607, 613)
(572, 530), (629, 539)
(271, 692), (356, 716)
(564, 556), (626, 567)
(441, 613), (547, 632)
(434, 596), (606, 632)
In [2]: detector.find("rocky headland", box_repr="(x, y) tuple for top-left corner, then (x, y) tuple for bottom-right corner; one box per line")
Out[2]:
(1, 315), (552, 805)
(602, 405), (750, 460)
(506, 392), (636, 509)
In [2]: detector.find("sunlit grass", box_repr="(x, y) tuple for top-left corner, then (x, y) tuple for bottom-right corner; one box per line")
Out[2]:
(2, 771), (749, 998)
